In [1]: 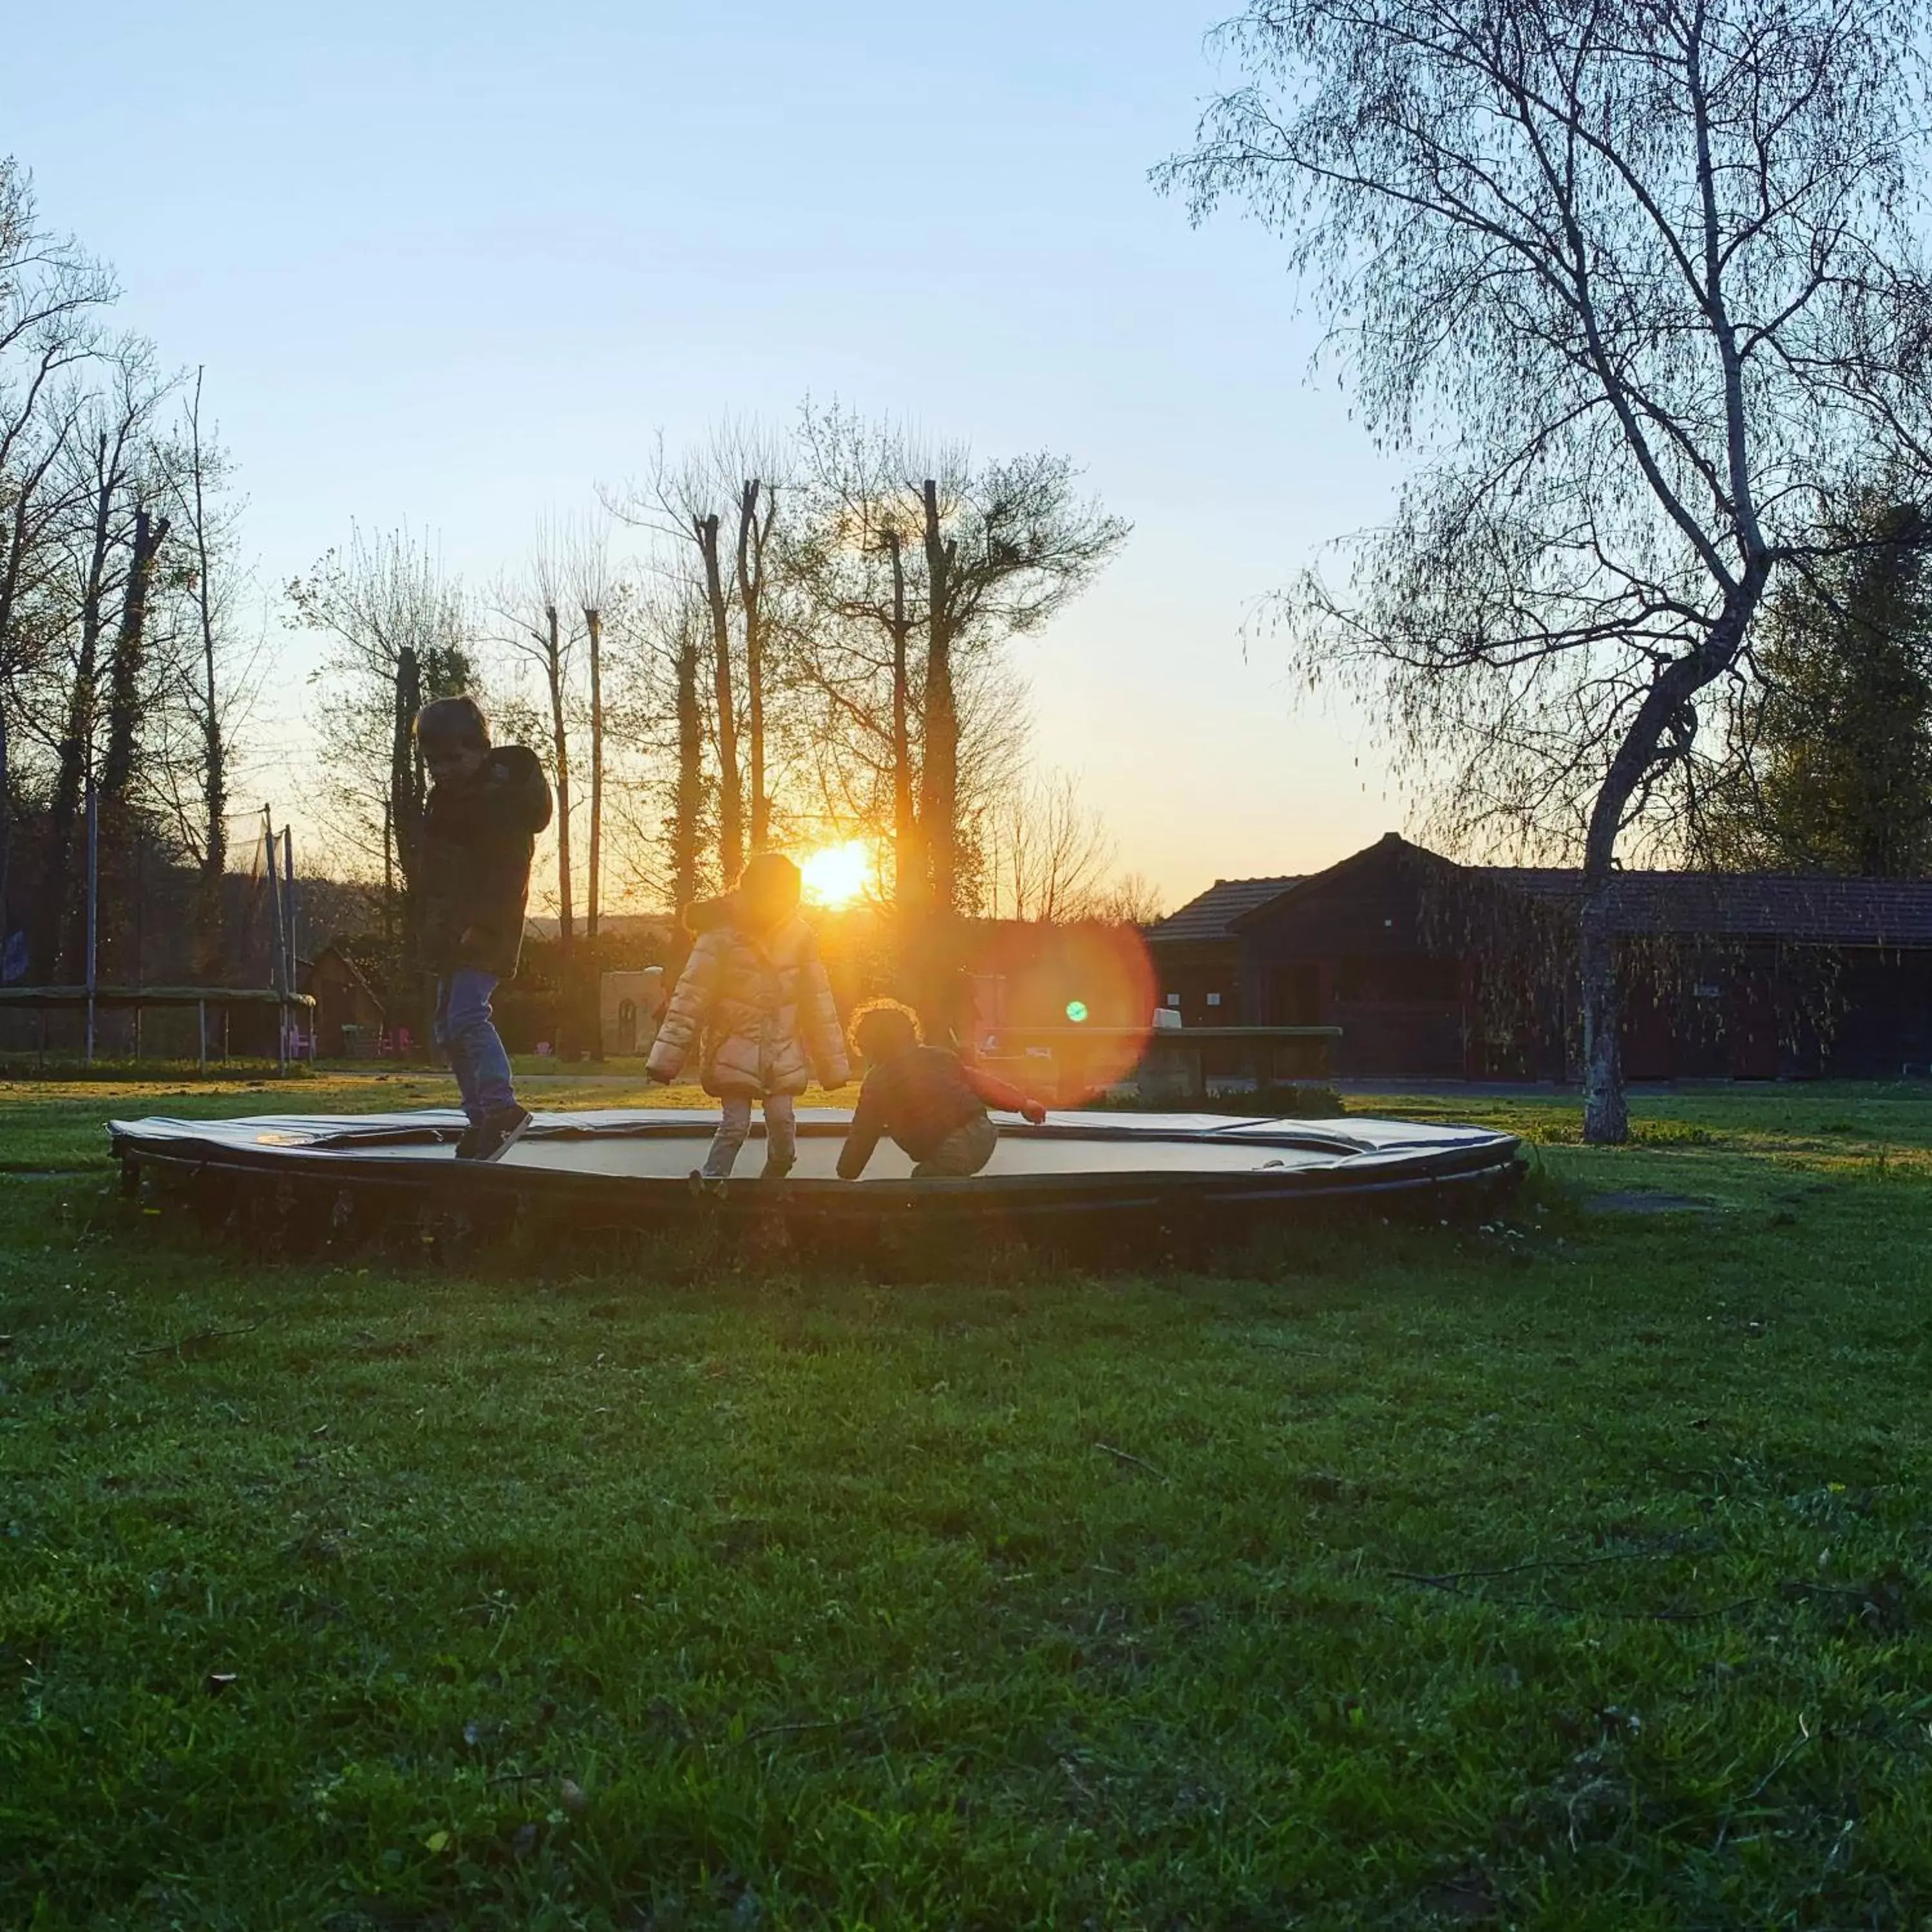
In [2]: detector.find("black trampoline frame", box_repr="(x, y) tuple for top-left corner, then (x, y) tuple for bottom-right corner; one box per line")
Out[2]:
(108, 1110), (1527, 1240)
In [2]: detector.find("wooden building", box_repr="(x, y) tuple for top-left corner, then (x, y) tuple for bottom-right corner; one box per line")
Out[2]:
(300, 945), (387, 1059)
(1149, 833), (1932, 1081)
(1139, 876), (1299, 1027)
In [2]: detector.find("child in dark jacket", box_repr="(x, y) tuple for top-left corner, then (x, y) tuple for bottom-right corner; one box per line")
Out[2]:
(415, 695), (553, 1162)
(837, 999), (1046, 1180)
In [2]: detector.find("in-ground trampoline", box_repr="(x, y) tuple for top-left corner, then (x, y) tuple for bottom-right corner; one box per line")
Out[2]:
(108, 1106), (1525, 1251)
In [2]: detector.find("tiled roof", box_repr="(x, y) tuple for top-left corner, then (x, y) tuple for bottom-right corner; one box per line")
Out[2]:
(1147, 876), (1301, 945)
(1487, 867), (1932, 946)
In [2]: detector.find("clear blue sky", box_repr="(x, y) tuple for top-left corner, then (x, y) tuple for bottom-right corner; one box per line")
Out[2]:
(6, 0), (1408, 907)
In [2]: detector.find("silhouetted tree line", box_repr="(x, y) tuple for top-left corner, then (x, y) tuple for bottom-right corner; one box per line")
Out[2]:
(0, 159), (255, 990)
(291, 408), (1141, 1048)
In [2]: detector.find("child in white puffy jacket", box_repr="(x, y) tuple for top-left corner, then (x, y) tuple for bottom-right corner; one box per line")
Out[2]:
(647, 853), (849, 1181)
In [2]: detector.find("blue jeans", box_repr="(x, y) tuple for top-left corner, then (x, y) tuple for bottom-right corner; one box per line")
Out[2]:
(433, 971), (515, 1124)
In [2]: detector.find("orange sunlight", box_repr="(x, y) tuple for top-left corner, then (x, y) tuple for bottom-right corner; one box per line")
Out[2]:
(799, 838), (871, 907)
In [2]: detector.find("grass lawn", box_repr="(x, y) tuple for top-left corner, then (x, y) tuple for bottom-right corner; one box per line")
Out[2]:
(4, 1074), (1932, 1927)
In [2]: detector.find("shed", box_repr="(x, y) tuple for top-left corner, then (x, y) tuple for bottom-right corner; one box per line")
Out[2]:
(301, 945), (387, 1059)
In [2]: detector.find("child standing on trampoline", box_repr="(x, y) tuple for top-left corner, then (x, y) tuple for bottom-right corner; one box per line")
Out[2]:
(415, 695), (553, 1162)
(647, 852), (849, 1184)
(837, 998), (1045, 1180)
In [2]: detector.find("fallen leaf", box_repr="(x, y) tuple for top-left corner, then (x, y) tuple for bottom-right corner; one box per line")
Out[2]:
(559, 1777), (587, 1814)
(424, 1830), (450, 1853)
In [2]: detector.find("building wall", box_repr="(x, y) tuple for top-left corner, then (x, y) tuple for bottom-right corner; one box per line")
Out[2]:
(1229, 840), (1932, 1081)
(1146, 943), (1244, 1027)
(308, 954), (386, 1057)
(1236, 854), (1477, 1078)
(1817, 950), (1932, 1077)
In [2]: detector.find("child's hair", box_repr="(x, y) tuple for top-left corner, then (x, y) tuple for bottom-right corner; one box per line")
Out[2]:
(849, 997), (922, 1064)
(737, 851), (803, 926)
(415, 694), (491, 753)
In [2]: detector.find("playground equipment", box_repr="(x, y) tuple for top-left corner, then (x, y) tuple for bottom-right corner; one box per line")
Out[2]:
(0, 799), (310, 1070)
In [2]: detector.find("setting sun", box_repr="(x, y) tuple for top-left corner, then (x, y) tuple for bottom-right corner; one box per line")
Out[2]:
(799, 838), (871, 907)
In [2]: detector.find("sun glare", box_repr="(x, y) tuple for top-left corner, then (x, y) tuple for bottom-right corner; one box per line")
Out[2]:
(800, 838), (871, 907)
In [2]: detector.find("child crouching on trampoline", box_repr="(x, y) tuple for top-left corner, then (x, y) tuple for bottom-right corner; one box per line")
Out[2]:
(647, 852), (849, 1185)
(837, 998), (1046, 1180)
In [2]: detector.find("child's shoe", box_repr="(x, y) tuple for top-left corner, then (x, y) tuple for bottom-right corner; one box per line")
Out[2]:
(462, 1104), (533, 1163)
(687, 1170), (727, 1200)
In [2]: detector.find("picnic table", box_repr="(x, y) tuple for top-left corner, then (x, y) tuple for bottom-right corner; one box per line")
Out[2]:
(979, 1024), (1343, 1104)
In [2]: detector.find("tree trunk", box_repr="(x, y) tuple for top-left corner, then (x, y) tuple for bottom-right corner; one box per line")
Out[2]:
(100, 507), (167, 808)
(696, 513), (743, 884)
(584, 605), (602, 941)
(382, 795), (395, 954)
(673, 630), (703, 911)
(919, 479), (959, 916)
(736, 480), (773, 851)
(885, 528), (918, 904)
(546, 604), (573, 964)
(390, 643), (425, 1034)
(1577, 578), (1766, 1142)
(1578, 898), (1627, 1144)
(39, 442), (116, 981)
(0, 480), (37, 971)
(196, 653), (227, 979)
(97, 506), (169, 985)
(189, 370), (227, 979)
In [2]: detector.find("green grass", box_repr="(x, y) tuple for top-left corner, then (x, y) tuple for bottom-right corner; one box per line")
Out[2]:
(5, 1078), (1932, 1927)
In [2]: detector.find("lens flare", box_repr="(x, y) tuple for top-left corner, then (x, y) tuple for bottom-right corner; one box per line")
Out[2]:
(799, 840), (870, 907)
(960, 922), (1158, 1106)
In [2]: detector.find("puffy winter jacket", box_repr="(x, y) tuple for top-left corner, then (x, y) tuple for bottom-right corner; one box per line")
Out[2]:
(647, 897), (850, 1097)
(418, 746), (554, 980)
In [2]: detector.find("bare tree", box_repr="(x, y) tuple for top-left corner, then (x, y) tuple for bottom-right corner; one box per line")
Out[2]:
(790, 404), (923, 893)
(0, 164), (266, 993)
(1160, 0), (1932, 1141)
(788, 405), (1126, 913)
(689, 507), (739, 884)
(166, 366), (248, 974)
(493, 525), (583, 960)
(607, 424), (796, 889)
(0, 161), (117, 950)
(720, 424), (791, 853)
(1094, 870), (1166, 927)
(289, 526), (471, 976)
(37, 344), (169, 978)
(983, 768), (1118, 922)
(569, 519), (611, 941)
(911, 450), (1128, 915)
(592, 575), (712, 915)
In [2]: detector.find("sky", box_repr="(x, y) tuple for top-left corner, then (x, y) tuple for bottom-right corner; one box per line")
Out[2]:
(4, 0), (1413, 913)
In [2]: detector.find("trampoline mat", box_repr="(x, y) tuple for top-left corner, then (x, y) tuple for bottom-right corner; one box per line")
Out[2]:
(312, 1131), (1350, 1180)
(108, 1105), (1519, 1193)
